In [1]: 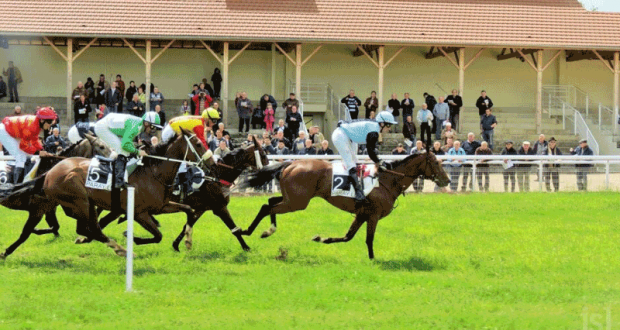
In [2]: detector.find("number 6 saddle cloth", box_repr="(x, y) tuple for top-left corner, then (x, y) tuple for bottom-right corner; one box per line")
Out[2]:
(330, 162), (379, 198)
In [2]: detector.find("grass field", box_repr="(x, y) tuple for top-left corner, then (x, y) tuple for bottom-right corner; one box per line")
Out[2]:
(1, 193), (620, 329)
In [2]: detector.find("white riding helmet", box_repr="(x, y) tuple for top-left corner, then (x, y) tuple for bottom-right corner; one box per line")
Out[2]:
(375, 111), (398, 125)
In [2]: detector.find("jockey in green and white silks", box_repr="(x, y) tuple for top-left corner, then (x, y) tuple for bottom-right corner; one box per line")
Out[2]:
(94, 111), (162, 188)
(331, 110), (398, 203)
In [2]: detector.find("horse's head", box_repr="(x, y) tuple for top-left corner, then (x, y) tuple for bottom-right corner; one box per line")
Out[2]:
(392, 152), (450, 187)
(244, 135), (269, 170)
(164, 127), (207, 163)
(83, 133), (112, 158)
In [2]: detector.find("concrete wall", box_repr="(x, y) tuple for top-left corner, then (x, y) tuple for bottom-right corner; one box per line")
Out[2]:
(0, 44), (615, 110)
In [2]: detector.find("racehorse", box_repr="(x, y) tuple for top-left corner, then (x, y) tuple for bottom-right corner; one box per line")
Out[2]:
(78, 136), (269, 252)
(238, 152), (450, 259)
(0, 128), (205, 258)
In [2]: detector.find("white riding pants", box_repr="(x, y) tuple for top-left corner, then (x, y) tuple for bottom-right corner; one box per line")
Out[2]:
(0, 124), (30, 167)
(67, 125), (81, 144)
(331, 127), (358, 172)
(94, 121), (130, 157)
(161, 124), (175, 145)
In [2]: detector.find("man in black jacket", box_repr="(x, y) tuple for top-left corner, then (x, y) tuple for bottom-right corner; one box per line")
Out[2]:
(400, 93), (414, 122)
(517, 141), (535, 192)
(74, 94), (92, 123)
(45, 127), (67, 154)
(570, 139), (594, 191)
(461, 132), (481, 192)
(125, 94), (145, 117)
(542, 137), (562, 192)
(475, 90), (493, 117)
(104, 81), (122, 113)
(446, 89), (463, 131)
(341, 89), (362, 120)
(387, 93), (401, 119)
(317, 140), (334, 155)
(0, 76), (6, 101)
(500, 140), (517, 192)
(423, 93), (437, 134)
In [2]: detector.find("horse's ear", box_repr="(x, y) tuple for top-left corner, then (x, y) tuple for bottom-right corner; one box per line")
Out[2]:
(83, 132), (95, 142)
(179, 127), (191, 137)
(252, 135), (259, 148)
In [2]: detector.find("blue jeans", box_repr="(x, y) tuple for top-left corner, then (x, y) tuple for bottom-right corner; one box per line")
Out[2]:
(435, 118), (445, 140)
(482, 130), (494, 150)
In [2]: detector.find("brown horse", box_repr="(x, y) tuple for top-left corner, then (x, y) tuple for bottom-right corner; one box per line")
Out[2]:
(0, 128), (205, 258)
(83, 136), (269, 252)
(239, 152), (450, 259)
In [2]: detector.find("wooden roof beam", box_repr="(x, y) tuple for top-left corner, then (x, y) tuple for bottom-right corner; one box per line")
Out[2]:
(425, 47), (461, 59)
(497, 48), (538, 61)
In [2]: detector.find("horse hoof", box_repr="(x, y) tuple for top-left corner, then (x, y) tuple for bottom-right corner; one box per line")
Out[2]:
(53, 233), (60, 238)
(172, 243), (180, 252)
(260, 231), (270, 239)
(185, 241), (192, 250)
(123, 231), (128, 238)
(312, 235), (321, 242)
(243, 246), (251, 252)
(0, 252), (6, 260)
(75, 237), (86, 244)
(115, 250), (127, 257)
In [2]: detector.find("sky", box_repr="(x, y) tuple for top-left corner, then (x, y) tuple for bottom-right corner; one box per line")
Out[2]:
(578, 0), (620, 12)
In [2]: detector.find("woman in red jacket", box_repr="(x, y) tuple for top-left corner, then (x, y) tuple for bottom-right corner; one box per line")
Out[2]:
(0, 106), (57, 183)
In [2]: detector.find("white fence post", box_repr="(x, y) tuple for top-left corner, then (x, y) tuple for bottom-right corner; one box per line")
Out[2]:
(605, 161), (610, 190)
(471, 162), (477, 192)
(126, 186), (135, 292)
(538, 161), (543, 192)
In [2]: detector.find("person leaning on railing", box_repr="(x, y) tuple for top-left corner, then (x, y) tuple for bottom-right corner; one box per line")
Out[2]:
(500, 140), (517, 192)
(570, 138), (593, 191)
(542, 137), (562, 192)
(517, 141), (535, 192)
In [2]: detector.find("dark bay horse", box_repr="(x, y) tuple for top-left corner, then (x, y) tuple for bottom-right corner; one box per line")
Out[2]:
(0, 128), (205, 258)
(239, 152), (450, 259)
(81, 136), (269, 252)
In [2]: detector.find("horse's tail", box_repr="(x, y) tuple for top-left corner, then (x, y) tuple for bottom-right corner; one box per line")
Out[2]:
(0, 175), (46, 209)
(239, 162), (292, 190)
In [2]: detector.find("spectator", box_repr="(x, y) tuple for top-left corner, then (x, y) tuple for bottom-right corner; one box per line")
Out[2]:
(392, 143), (408, 155)
(74, 94), (92, 124)
(368, 111), (376, 119)
(211, 68), (222, 98)
(0, 77), (7, 100)
(234, 92), (241, 108)
(500, 140), (517, 192)
(532, 134), (548, 182)
(3, 61), (22, 102)
(272, 130), (291, 149)
(275, 139), (290, 160)
(299, 139), (316, 155)
(416, 103), (433, 149)
(263, 103), (275, 133)
(188, 84), (199, 114)
(214, 140), (231, 158)
(192, 90), (213, 116)
(441, 137), (454, 153)
(317, 140), (334, 155)
(95, 74), (109, 107)
(137, 86), (146, 104)
(446, 89), (463, 131)
(209, 130), (224, 151)
(260, 94), (278, 115)
(475, 90), (493, 117)
(155, 104), (166, 126)
(150, 87), (165, 110)
(44, 127), (67, 154)
(401, 93), (414, 122)
(517, 141), (535, 192)
(364, 91), (379, 119)
(201, 79), (214, 97)
(180, 100), (191, 116)
(223, 132), (235, 150)
(236, 92), (253, 134)
(262, 136), (276, 155)
(115, 75), (125, 108)
(255, 94), (275, 129)
(440, 122), (458, 145)
(410, 140), (426, 192)
(274, 119), (289, 137)
(570, 139), (593, 191)
(283, 93), (300, 115)
(447, 140), (465, 192)
(475, 141), (493, 192)
(216, 122), (230, 138)
(480, 108), (498, 150)
(430, 141), (444, 156)
(423, 92), (437, 135)
(85, 77), (95, 104)
(403, 115), (417, 151)
(543, 137), (562, 192)
(72, 81), (86, 101)
(207, 101), (223, 126)
(96, 104), (108, 120)
(151, 136), (159, 146)
(104, 81), (121, 113)
(461, 132), (481, 192)
(433, 96), (450, 141)
(125, 94), (145, 117)
(308, 126), (325, 149)
(286, 106), (302, 140)
(292, 130), (307, 154)
(341, 89), (362, 120)
(125, 81), (137, 104)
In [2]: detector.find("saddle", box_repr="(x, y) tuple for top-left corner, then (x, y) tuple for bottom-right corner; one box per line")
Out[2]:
(355, 164), (372, 180)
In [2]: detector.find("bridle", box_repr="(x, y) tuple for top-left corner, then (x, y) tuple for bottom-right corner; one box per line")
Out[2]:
(141, 134), (204, 166)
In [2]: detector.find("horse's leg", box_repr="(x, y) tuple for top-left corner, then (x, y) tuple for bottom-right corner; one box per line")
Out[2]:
(240, 196), (283, 238)
(74, 202), (127, 257)
(172, 209), (204, 252)
(75, 210), (122, 244)
(212, 207), (250, 251)
(128, 212), (162, 245)
(365, 217), (379, 260)
(312, 214), (368, 244)
(32, 208), (60, 237)
(0, 210), (45, 259)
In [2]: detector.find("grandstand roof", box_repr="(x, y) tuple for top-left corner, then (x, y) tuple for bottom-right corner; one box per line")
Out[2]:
(1, 0), (620, 50)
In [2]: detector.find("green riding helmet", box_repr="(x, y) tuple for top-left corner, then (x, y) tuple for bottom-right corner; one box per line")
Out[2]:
(142, 111), (163, 129)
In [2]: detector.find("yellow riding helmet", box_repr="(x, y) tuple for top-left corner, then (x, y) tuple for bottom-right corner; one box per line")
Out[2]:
(202, 108), (220, 120)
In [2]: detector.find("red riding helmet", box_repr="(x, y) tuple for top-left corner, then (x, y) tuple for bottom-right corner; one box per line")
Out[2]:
(35, 107), (58, 120)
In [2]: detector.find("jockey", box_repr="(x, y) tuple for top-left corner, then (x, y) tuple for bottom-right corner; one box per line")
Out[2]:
(67, 121), (96, 144)
(94, 111), (162, 189)
(331, 111), (398, 203)
(160, 107), (220, 195)
(0, 106), (57, 184)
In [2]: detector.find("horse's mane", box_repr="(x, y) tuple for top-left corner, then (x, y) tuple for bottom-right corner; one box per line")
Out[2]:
(150, 136), (176, 156)
(58, 141), (81, 156)
(389, 153), (423, 169)
(220, 147), (246, 165)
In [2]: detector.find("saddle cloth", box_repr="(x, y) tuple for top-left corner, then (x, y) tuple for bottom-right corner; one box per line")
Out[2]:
(172, 165), (205, 197)
(331, 161), (379, 198)
(85, 157), (133, 191)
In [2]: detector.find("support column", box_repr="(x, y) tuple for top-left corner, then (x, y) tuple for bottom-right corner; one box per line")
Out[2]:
(295, 44), (302, 97)
(614, 52), (619, 134)
(66, 38), (73, 125)
(222, 42), (229, 125)
(458, 48), (465, 98)
(537, 51), (543, 134)
(145, 40), (151, 112)
(271, 44), (277, 97)
(377, 46), (385, 109)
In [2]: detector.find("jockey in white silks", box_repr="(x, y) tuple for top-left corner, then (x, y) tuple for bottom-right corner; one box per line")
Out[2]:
(67, 121), (96, 144)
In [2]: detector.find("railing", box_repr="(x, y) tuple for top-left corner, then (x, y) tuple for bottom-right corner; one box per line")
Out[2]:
(327, 84), (351, 122)
(597, 103), (615, 131)
(298, 97), (308, 137)
(543, 85), (589, 117)
(287, 80), (328, 104)
(574, 109), (599, 155)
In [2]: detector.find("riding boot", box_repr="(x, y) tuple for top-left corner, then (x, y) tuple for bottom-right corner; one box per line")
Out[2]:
(13, 167), (24, 185)
(114, 155), (128, 189)
(348, 168), (365, 204)
(178, 172), (188, 198)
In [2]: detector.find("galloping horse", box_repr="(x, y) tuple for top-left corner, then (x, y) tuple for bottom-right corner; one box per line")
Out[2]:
(239, 152), (450, 259)
(0, 128), (205, 258)
(80, 136), (269, 252)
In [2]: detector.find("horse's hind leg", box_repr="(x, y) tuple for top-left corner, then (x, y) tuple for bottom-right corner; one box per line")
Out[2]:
(172, 210), (204, 252)
(213, 207), (250, 251)
(0, 210), (45, 259)
(75, 202), (127, 257)
(313, 214), (368, 245)
(75, 210), (122, 244)
(130, 212), (162, 245)
(32, 208), (60, 237)
(241, 196), (283, 238)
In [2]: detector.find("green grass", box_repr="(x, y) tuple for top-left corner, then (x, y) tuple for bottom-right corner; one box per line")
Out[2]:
(1, 193), (620, 329)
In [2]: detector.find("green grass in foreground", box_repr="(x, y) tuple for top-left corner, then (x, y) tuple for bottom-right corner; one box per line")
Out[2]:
(0, 193), (619, 329)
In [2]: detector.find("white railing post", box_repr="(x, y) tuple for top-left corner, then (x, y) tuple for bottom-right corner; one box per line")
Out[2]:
(562, 103), (566, 130)
(126, 186), (135, 292)
(471, 161), (477, 192)
(605, 161), (610, 190)
(538, 161), (543, 192)
(599, 103), (602, 129)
